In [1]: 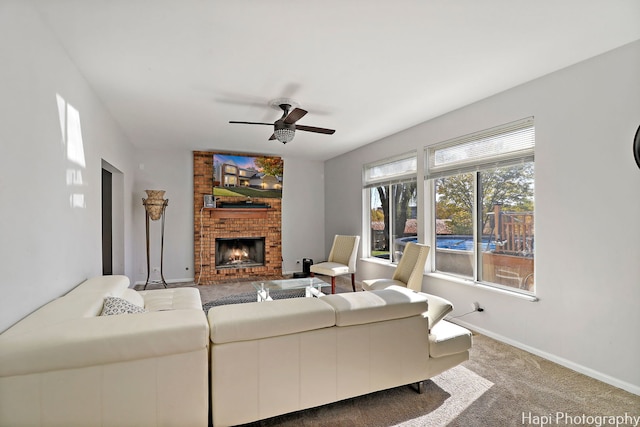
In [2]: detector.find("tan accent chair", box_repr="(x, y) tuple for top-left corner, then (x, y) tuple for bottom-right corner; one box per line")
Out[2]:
(362, 242), (430, 292)
(310, 235), (360, 293)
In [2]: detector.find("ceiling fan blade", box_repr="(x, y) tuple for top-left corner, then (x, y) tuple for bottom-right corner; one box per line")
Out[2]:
(284, 108), (307, 124)
(229, 121), (273, 126)
(268, 133), (276, 140)
(296, 125), (336, 135)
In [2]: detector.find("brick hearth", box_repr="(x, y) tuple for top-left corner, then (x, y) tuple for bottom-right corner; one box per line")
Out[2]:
(193, 151), (282, 283)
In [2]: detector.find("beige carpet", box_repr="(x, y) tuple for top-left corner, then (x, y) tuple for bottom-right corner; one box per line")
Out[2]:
(139, 276), (640, 427)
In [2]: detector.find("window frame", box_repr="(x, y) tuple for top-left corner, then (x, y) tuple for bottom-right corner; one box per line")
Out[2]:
(425, 118), (535, 295)
(363, 152), (418, 264)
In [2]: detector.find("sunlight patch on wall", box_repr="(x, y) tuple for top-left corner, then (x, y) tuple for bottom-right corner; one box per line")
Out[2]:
(69, 193), (85, 208)
(65, 102), (85, 168)
(57, 94), (87, 208)
(66, 169), (83, 185)
(56, 94), (66, 144)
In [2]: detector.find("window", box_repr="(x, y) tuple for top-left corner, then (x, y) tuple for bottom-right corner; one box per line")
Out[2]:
(364, 153), (417, 263)
(426, 118), (535, 293)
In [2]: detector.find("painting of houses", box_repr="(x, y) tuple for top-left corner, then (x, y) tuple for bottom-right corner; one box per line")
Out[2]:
(212, 153), (283, 198)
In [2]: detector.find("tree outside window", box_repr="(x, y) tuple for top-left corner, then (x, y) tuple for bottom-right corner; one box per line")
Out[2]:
(370, 181), (417, 262)
(364, 153), (417, 264)
(435, 163), (534, 290)
(428, 118), (535, 293)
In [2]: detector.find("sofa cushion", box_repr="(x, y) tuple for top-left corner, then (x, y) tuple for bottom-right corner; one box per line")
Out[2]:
(122, 288), (145, 308)
(208, 298), (335, 344)
(100, 296), (147, 316)
(138, 288), (202, 311)
(429, 320), (472, 358)
(321, 285), (428, 327)
(420, 293), (453, 330)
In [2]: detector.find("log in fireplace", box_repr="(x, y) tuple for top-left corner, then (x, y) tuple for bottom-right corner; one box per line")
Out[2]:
(215, 237), (265, 269)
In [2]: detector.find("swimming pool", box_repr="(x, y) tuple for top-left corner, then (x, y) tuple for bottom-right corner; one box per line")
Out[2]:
(397, 236), (496, 251)
(436, 236), (495, 251)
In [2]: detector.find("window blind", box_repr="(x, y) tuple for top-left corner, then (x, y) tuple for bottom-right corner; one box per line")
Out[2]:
(426, 117), (534, 180)
(364, 152), (417, 188)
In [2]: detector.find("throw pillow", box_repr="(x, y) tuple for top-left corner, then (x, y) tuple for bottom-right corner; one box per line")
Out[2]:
(101, 296), (147, 316)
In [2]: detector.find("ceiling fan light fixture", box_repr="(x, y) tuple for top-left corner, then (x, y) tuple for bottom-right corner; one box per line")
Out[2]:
(274, 127), (295, 144)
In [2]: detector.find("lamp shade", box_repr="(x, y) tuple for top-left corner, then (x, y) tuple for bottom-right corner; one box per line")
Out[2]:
(274, 128), (295, 144)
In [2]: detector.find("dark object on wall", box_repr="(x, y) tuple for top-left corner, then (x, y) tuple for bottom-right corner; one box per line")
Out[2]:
(303, 258), (313, 275)
(634, 124), (640, 170)
(293, 258), (313, 278)
(204, 194), (216, 208)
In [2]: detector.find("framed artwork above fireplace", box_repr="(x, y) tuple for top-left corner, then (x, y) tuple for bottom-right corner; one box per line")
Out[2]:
(212, 153), (283, 199)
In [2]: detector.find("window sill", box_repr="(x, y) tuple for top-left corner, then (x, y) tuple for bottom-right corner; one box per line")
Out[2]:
(361, 257), (397, 267)
(360, 260), (538, 302)
(426, 272), (539, 302)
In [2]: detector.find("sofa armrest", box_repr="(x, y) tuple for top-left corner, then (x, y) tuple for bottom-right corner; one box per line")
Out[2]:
(428, 320), (472, 358)
(419, 292), (453, 330)
(0, 309), (209, 377)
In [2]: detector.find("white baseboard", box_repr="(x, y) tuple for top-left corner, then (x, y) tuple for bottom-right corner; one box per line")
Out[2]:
(450, 318), (640, 396)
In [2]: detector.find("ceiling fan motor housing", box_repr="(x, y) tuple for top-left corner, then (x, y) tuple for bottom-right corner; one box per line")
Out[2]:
(274, 120), (295, 131)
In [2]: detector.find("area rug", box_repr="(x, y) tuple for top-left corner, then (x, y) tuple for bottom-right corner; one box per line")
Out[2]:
(202, 288), (307, 311)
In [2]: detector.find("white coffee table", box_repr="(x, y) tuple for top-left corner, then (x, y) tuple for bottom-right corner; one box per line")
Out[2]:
(253, 277), (328, 302)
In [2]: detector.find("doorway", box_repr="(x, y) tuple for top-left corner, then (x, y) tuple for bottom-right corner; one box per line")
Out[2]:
(101, 160), (124, 276)
(102, 168), (113, 275)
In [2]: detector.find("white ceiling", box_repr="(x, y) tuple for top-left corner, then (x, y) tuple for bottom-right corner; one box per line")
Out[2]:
(32, 1), (640, 161)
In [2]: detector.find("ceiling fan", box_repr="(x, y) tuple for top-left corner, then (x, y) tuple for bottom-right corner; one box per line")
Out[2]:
(229, 98), (335, 144)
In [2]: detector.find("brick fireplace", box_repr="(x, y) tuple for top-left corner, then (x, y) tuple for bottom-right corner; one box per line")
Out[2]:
(193, 151), (282, 283)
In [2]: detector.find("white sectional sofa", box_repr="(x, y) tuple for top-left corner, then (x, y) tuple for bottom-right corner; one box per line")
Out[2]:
(0, 275), (209, 427)
(0, 277), (471, 427)
(208, 285), (472, 427)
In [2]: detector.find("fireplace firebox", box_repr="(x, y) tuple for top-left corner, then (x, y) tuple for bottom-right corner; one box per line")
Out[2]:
(215, 237), (265, 269)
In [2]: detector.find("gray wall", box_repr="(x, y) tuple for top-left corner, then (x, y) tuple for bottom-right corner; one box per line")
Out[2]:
(0, 2), (136, 331)
(324, 41), (640, 394)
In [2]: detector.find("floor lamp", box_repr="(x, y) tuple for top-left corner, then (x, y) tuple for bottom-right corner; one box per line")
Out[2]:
(143, 190), (169, 290)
